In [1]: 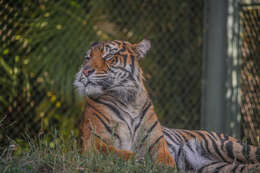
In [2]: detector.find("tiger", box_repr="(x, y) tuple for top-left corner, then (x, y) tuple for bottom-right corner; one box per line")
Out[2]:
(73, 39), (260, 172)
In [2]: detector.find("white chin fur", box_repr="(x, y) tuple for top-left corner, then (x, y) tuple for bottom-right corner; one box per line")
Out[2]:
(84, 85), (103, 96)
(74, 81), (103, 97)
(73, 72), (103, 97)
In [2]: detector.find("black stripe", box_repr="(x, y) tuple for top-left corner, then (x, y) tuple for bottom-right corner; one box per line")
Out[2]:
(118, 46), (126, 53)
(179, 131), (194, 152)
(242, 143), (250, 163)
(112, 66), (136, 82)
(177, 144), (184, 160)
(93, 99), (120, 118)
(147, 120), (159, 134)
(206, 134), (227, 162)
(148, 135), (164, 153)
(140, 121), (159, 145)
(113, 66), (131, 75)
(166, 141), (175, 154)
(113, 40), (121, 44)
(172, 133), (183, 143)
(183, 130), (202, 152)
(196, 131), (211, 155)
(92, 98), (133, 138)
(120, 71), (128, 79)
(213, 163), (229, 173)
(215, 133), (230, 152)
(93, 113), (121, 146)
(208, 132), (218, 141)
(231, 164), (239, 173)
(87, 103), (110, 122)
(130, 55), (135, 74)
(133, 101), (152, 136)
(174, 130), (185, 143)
(89, 127), (106, 143)
(107, 67), (117, 74)
(122, 54), (127, 67)
(184, 156), (193, 171)
(127, 72), (136, 81)
(106, 95), (128, 108)
(175, 130), (184, 143)
(214, 133), (224, 143)
(239, 165), (246, 172)
(91, 131), (103, 141)
(183, 130), (197, 138)
(105, 45), (111, 49)
(225, 141), (235, 160)
(225, 142), (243, 163)
(163, 130), (181, 145)
(197, 161), (221, 173)
(90, 42), (99, 47)
(114, 56), (119, 64)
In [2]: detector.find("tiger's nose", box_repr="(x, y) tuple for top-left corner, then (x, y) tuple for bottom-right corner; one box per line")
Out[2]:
(83, 68), (95, 77)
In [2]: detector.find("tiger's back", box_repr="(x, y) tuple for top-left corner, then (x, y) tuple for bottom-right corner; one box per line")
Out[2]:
(163, 127), (260, 172)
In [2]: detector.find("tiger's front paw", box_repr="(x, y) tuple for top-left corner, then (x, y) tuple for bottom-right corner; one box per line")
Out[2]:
(156, 152), (176, 168)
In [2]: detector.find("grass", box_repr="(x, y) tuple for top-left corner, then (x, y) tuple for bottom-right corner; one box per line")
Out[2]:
(1, 132), (260, 173)
(0, 132), (178, 173)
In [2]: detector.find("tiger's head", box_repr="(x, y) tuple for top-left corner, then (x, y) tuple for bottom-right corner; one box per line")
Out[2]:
(74, 39), (151, 103)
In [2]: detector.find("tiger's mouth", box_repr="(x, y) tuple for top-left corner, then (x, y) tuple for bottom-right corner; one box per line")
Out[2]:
(74, 76), (104, 97)
(79, 77), (94, 87)
(78, 73), (95, 87)
(83, 81), (96, 88)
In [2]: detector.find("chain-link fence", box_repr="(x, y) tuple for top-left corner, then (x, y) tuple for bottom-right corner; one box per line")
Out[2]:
(2, 0), (260, 148)
(240, 3), (260, 144)
(0, 0), (204, 145)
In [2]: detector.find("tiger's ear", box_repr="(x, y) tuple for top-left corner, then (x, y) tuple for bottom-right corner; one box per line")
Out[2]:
(135, 39), (151, 59)
(90, 42), (99, 47)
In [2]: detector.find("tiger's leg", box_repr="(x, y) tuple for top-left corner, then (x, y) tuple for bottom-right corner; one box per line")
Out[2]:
(141, 113), (176, 167)
(149, 136), (176, 167)
(81, 132), (134, 160)
(80, 118), (134, 160)
(94, 132), (175, 166)
(81, 133), (134, 160)
(95, 138), (134, 160)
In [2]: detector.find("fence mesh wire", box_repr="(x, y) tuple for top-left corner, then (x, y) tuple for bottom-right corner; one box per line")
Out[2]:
(240, 4), (260, 144)
(0, 0), (204, 145)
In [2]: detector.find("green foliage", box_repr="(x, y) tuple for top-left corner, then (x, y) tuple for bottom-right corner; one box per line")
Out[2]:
(0, 0), (203, 145)
(24, 0), (100, 99)
(0, 1), (45, 142)
(0, 0), (87, 144)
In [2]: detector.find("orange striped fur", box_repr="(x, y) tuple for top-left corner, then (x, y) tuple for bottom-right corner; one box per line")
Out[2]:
(75, 40), (175, 167)
(74, 39), (260, 172)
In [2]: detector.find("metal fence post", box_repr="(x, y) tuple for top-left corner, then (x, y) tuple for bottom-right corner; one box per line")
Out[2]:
(201, 0), (228, 133)
(201, 0), (241, 138)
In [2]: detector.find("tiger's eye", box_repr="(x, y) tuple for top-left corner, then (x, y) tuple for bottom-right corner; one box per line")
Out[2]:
(85, 56), (90, 60)
(104, 54), (113, 60)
